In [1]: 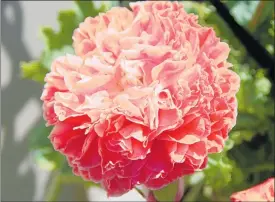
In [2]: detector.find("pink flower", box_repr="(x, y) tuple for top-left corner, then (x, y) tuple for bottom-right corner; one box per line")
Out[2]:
(42, 1), (240, 197)
(230, 178), (275, 202)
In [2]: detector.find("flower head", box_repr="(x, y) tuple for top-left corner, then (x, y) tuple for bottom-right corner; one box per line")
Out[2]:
(230, 178), (275, 202)
(42, 1), (240, 196)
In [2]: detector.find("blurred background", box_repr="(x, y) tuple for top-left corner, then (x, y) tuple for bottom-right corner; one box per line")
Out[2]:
(1, 1), (274, 201)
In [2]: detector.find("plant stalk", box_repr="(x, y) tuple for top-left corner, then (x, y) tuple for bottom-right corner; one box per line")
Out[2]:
(175, 178), (185, 202)
(146, 190), (158, 202)
(45, 171), (62, 202)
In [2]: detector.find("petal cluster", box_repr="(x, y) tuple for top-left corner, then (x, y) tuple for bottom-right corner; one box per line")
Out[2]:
(230, 178), (275, 202)
(41, 1), (240, 196)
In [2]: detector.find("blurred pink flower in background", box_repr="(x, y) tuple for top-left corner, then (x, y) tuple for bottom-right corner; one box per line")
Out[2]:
(230, 177), (275, 202)
(41, 1), (240, 197)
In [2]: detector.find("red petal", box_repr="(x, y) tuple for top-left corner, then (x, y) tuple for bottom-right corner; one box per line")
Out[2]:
(62, 134), (86, 158)
(145, 140), (173, 174)
(49, 116), (89, 150)
(88, 166), (103, 183)
(145, 158), (195, 190)
(74, 132), (101, 168)
(230, 178), (275, 202)
(102, 177), (133, 197)
(99, 138), (130, 174)
(116, 159), (146, 178)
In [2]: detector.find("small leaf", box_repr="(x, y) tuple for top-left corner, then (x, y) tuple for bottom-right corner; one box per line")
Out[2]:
(255, 76), (272, 96)
(224, 138), (234, 151)
(21, 61), (48, 83)
(230, 130), (255, 145)
(28, 121), (65, 170)
(28, 120), (53, 150)
(74, 0), (107, 19)
(40, 27), (58, 50)
(204, 153), (233, 189)
(31, 150), (56, 171)
(40, 10), (78, 51)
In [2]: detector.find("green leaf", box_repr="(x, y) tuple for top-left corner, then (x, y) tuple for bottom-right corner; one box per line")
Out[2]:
(28, 121), (65, 171)
(236, 68), (274, 122)
(29, 121), (53, 150)
(230, 130), (255, 145)
(40, 10), (79, 51)
(183, 1), (212, 21)
(255, 72), (272, 96)
(153, 180), (178, 202)
(20, 61), (48, 83)
(32, 150), (56, 170)
(234, 113), (261, 131)
(31, 148), (65, 172)
(39, 1), (107, 52)
(203, 153), (233, 189)
(74, 0), (107, 19)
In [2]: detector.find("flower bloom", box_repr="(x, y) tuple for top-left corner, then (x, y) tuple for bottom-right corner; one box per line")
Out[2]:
(230, 178), (275, 202)
(41, 1), (240, 196)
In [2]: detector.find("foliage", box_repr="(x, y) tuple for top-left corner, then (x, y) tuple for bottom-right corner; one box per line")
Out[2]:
(21, 1), (274, 201)
(182, 1), (275, 201)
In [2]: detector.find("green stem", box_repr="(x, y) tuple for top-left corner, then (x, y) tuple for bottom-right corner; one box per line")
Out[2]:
(146, 190), (158, 202)
(175, 178), (184, 202)
(183, 180), (204, 202)
(248, 0), (267, 32)
(140, 186), (158, 202)
(45, 171), (62, 202)
(74, 183), (89, 202)
(135, 187), (145, 198)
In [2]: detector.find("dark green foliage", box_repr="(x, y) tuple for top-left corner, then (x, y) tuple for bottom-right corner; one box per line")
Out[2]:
(182, 1), (274, 201)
